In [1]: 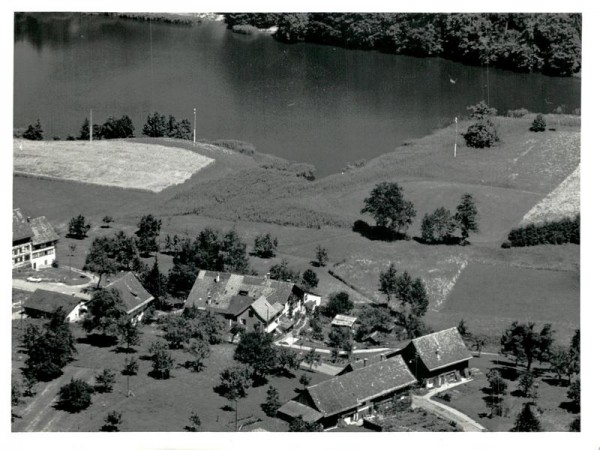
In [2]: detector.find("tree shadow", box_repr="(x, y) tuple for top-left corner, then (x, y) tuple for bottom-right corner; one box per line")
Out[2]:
(559, 401), (579, 414)
(541, 377), (569, 387)
(272, 369), (296, 379)
(113, 346), (137, 354)
(77, 334), (116, 348)
(221, 405), (234, 412)
(147, 370), (172, 380)
(413, 236), (463, 246)
(510, 388), (526, 398)
(251, 375), (269, 388)
(352, 221), (409, 242)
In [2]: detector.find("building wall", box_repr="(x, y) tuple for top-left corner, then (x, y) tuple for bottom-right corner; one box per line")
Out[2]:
(66, 303), (87, 322)
(31, 245), (56, 269)
(12, 241), (32, 268)
(235, 308), (281, 333)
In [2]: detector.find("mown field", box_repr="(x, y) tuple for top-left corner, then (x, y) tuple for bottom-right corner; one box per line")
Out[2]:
(11, 320), (332, 432)
(13, 139), (215, 193)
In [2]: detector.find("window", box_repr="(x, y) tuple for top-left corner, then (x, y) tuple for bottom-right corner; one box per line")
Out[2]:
(241, 319), (247, 325)
(249, 309), (254, 318)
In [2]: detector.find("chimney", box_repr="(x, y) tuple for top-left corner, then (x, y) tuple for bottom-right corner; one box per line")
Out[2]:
(435, 349), (441, 361)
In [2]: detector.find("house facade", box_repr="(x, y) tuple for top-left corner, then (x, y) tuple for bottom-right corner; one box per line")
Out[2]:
(399, 327), (473, 388)
(12, 209), (59, 270)
(185, 270), (318, 333)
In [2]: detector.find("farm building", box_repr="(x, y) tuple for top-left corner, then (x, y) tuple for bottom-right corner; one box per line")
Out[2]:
(185, 270), (319, 333)
(105, 272), (155, 323)
(280, 355), (417, 429)
(331, 314), (358, 329)
(12, 208), (59, 270)
(399, 327), (473, 388)
(23, 289), (87, 322)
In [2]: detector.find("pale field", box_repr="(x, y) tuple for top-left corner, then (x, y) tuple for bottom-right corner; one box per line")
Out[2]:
(13, 139), (214, 192)
(521, 165), (580, 225)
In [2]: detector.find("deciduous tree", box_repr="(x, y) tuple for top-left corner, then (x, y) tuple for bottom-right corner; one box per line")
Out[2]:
(95, 369), (117, 393)
(83, 289), (128, 340)
(361, 182), (416, 235)
(378, 263), (397, 305)
(454, 194), (479, 242)
(261, 385), (282, 417)
(23, 119), (43, 140)
(101, 411), (123, 432)
(500, 322), (554, 371)
(136, 214), (162, 256)
(420, 207), (457, 243)
(68, 214), (91, 239)
(253, 233), (278, 258)
(149, 340), (175, 379)
(234, 330), (278, 380)
(301, 269), (319, 291)
(58, 378), (94, 412)
(315, 245), (329, 267)
(322, 291), (353, 317)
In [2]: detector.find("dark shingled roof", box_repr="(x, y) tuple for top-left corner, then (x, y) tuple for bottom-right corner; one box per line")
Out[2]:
(185, 270), (295, 312)
(411, 327), (473, 372)
(105, 272), (154, 314)
(226, 295), (255, 317)
(30, 216), (59, 245)
(306, 356), (417, 418)
(13, 209), (34, 242)
(24, 289), (84, 315)
(278, 400), (323, 423)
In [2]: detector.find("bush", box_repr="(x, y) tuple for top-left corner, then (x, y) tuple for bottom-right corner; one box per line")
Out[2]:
(232, 24), (260, 34)
(506, 108), (529, 118)
(101, 410), (122, 432)
(23, 120), (44, 141)
(530, 114), (547, 132)
(507, 215), (580, 247)
(211, 139), (256, 156)
(95, 369), (116, 393)
(464, 120), (500, 148)
(501, 241), (512, 249)
(58, 378), (94, 412)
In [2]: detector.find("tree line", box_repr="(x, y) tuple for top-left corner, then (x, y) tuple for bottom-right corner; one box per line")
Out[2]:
(224, 13), (581, 76)
(505, 215), (580, 247)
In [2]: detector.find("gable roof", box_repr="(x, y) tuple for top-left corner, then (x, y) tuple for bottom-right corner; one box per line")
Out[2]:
(13, 208), (34, 242)
(250, 296), (284, 323)
(411, 327), (472, 372)
(331, 314), (358, 327)
(227, 295), (255, 317)
(306, 356), (417, 418)
(24, 289), (84, 315)
(185, 270), (295, 312)
(30, 216), (60, 245)
(278, 400), (323, 423)
(105, 272), (154, 314)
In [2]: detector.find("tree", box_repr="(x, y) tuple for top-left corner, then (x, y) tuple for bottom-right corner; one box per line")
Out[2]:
(167, 115), (192, 140)
(234, 330), (277, 379)
(328, 326), (353, 351)
(299, 374), (312, 389)
(83, 289), (128, 340)
(142, 257), (168, 310)
(261, 385), (282, 417)
(149, 340), (175, 379)
(500, 322), (554, 371)
(118, 320), (141, 351)
(78, 117), (103, 140)
(315, 245), (329, 267)
(22, 308), (77, 382)
(101, 411), (123, 432)
(549, 346), (578, 383)
(136, 214), (162, 256)
(361, 182), (416, 235)
(57, 378), (94, 412)
(454, 194), (479, 242)
(394, 272), (429, 318)
(530, 114), (546, 132)
(112, 231), (142, 271)
(486, 369), (507, 396)
(472, 335), (488, 357)
(569, 415), (580, 432)
(396, 313), (431, 339)
(567, 378), (580, 412)
(269, 259), (300, 283)
(379, 263), (397, 305)
(186, 412), (202, 431)
(289, 415), (324, 432)
(464, 119), (499, 148)
(322, 291), (354, 317)
(253, 233), (278, 258)
(301, 269), (319, 292)
(356, 305), (394, 341)
(511, 403), (541, 432)
(23, 119), (43, 140)
(457, 319), (470, 338)
(518, 371), (538, 399)
(276, 347), (301, 375)
(102, 216), (114, 228)
(303, 348), (322, 371)
(142, 112), (168, 137)
(100, 115), (135, 139)
(83, 237), (118, 288)
(12, 380), (22, 407)
(467, 101), (497, 120)
(68, 214), (91, 239)
(95, 369), (117, 393)
(214, 365), (252, 429)
(420, 207), (457, 243)
(185, 338), (210, 372)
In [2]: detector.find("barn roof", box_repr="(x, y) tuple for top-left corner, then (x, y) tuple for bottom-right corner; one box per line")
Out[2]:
(13, 208), (34, 242)
(306, 356), (417, 418)
(278, 400), (323, 423)
(105, 272), (154, 314)
(30, 216), (59, 245)
(331, 314), (358, 327)
(24, 289), (84, 315)
(185, 270), (295, 312)
(411, 327), (472, 372)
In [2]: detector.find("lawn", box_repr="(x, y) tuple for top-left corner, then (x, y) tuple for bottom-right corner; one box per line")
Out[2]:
(12, 266), (91, 286)
(434, 354), (578, 432)
(14, 139), (214, 193)
(429, 262), (579, 346)
(11, 320), (332, 432)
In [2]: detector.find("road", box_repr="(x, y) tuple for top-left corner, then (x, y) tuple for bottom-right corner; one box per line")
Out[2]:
(12, 268), (97, 299)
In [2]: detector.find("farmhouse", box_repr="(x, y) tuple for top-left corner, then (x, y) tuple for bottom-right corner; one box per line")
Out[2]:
(399, 327), (473, 388)
(23, 289), (87, 322)
(105, 272), (155, 323)
(12, 208), (59, 270)
(280, 355), (417, 429)
(185, 270), (318, 333)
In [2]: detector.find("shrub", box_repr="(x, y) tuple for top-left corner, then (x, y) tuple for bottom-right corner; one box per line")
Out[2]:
(464, 120), (500, 148)
(507, 215), (580, 247)
(23, 120), (44, 141)
(232, 24), (259, 34)
(58, 378), (94, 412)
(95, 369), (117, 393)
(501, 241), (512, 249)
(530, 114), (546, 132)
(211, 139), (256, 156)
(506, 108), (529, 118)
(101, 410), (122, 432)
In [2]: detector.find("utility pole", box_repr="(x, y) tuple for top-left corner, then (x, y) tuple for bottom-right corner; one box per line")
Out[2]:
(193, 108), (197, 146)
(89, 109), (93, 142)
(454, 117), (458, 158)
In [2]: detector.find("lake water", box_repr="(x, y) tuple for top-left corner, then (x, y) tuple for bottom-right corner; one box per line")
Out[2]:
(14, 13), (581, 176)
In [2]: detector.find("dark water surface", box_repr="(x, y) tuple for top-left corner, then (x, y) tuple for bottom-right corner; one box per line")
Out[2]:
(14, 13), (581, 176)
